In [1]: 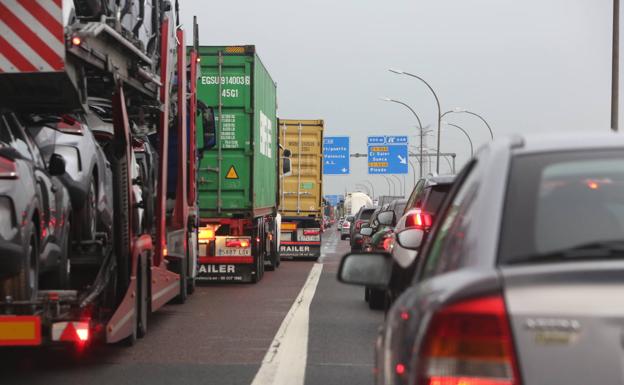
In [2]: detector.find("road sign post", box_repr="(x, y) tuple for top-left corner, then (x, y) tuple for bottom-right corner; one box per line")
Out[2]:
(323, 137), (350, 175)
(368, 136), (408, 174)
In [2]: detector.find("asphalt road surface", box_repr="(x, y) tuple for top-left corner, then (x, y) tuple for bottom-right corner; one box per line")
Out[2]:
(0, 226), (383, 385)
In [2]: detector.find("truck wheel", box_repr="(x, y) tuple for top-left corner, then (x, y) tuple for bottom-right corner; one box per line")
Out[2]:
(111, 156), (131, 301)
(137, 254), (149, 338)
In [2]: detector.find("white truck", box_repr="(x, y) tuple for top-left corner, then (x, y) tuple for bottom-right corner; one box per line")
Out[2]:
(344, 192), (374, 217)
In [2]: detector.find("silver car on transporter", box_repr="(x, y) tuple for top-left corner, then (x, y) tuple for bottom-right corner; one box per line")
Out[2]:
(339, 133), (624, 385)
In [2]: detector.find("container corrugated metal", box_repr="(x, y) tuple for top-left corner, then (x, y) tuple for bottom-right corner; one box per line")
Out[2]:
(278, 119), (324, 218)
(196, 45), (278, 218)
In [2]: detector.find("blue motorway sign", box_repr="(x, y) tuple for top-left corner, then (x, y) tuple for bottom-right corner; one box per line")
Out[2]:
(368, 136), (408, 174)
(323, 137), (350, 175)
(324, 194), (343, 206)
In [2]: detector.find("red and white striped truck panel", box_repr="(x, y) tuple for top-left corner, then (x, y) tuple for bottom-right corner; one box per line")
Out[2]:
(0, 0), (64, 72)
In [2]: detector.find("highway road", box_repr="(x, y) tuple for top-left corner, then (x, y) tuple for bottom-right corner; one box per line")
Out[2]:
(0, 226), (383, 385)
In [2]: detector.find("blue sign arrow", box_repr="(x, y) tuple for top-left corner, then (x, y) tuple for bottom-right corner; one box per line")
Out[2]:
(368, 136), (408, 174)
(323, 137), (350, 175)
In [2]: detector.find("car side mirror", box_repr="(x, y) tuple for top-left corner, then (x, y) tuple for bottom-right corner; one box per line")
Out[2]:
(338, 252), (392, 288)
(377, 210), (395, 226)
(360, 227), (373, 236)
(49, 154), (66, 176)
(396, 228), (424, 250)
(200, 104), (216, 152)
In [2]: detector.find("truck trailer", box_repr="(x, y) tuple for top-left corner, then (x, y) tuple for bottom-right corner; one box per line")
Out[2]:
(277, 119), (324, 260)
(0, 0), (200, 347)
(195, 46), (283, 282)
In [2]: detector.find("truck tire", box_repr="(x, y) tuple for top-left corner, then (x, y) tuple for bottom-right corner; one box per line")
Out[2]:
(137, 253), (149, 338)
(111, 156), (131, 301)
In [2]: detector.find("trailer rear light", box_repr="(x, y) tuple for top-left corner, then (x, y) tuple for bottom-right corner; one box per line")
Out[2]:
(52, 321), (90, 343)
(71, 36), (82, 46)
(0, 156), (17, 179)
(198, 228), (215, 241)
(303, 229), (320, 236)
(226, 239), (250, 248)
(383, 237), (393, 251)
(405, 210), (432, 229)
(417, 295), (521, 385)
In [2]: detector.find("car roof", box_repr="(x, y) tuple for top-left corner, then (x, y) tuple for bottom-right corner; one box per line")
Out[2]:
(503, 132), (624, 155)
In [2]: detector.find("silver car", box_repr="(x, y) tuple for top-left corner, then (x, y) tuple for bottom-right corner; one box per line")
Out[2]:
(340, 216), (353, 240)
(339, 133), (624, 385)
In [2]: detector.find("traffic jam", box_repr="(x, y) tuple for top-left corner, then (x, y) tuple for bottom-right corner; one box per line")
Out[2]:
(0, 1), (622, 385)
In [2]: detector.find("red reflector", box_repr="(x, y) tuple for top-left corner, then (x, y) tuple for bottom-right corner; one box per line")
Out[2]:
(418, 295), (521, 385)
(396, 363), (406, 375)
(0, 155), (17, 179)
(226, 239), (250, 248)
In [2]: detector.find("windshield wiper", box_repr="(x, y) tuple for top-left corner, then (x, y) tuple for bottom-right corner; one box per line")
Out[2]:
(507, 240), (624, 265)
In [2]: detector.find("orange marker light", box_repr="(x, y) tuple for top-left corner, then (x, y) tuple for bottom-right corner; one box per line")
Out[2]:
(71, 36), (82, 46)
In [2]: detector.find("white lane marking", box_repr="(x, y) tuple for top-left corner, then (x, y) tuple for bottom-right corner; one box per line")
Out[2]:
(251, 263), (323, 385)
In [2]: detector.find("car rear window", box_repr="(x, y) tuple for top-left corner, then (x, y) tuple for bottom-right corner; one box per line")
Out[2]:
(423, 184), (452, 213)
(359, 209), (375, 220)
(500, 150), (624, 264)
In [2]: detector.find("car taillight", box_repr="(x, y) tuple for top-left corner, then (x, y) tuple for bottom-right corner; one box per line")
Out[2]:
(382, 236), (393, 251)
(56, 115), (83, 135)
(303, 229), (320, 236)
(405, 211), (432, 229)
(0, 156), (17, 179)
(343, 222), (350, 228)
(355, 220), (365, 230)
(226, 239), (250, 248)
(416, 295), (521, 385)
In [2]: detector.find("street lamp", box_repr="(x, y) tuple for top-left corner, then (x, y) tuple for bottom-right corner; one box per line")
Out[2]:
(442, 121), (474, 157)
(441, 108), (494, 140)
(391, 175), (403, 197)
(361, 180), (375, 199)
(381, 97), (425, 178)
(382, 175), (395, 196)
(389, 68), (443, 173)
(356, 184), (371, 196)
(407, 158), (418, 188)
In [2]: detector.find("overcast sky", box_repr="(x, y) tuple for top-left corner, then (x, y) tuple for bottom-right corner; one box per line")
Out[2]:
(180, 0), (615, 196)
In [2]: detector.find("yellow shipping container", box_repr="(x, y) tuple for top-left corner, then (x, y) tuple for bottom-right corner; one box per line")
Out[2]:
(278, 119), (324, 218)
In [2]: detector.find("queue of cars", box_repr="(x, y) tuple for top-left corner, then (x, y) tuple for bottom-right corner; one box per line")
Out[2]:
(339, 133), (624, 385)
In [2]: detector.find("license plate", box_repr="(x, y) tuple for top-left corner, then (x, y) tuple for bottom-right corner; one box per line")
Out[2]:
(0, 316), (41, 346)
(298, 235), (319, 242)
(216, 248), (251, 257)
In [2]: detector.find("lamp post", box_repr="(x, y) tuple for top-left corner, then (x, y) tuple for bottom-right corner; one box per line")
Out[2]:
(389, 69), (442, 173)
(408, 158), (417, 188)
(391, 175), (403, 197)
(441, 108), (494, 140)
(381, 97), (425, 178)
(381, 175), (394, 195)
(362, 180), (375, 199)
(442, 121), (474, 157)
(356, 184), (371, 196)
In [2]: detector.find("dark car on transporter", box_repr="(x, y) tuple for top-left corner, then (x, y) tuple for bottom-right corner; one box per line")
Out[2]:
(0, 112), (73, 301)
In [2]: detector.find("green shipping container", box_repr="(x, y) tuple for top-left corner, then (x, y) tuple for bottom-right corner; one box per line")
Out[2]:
(196, 46), (278, 218)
